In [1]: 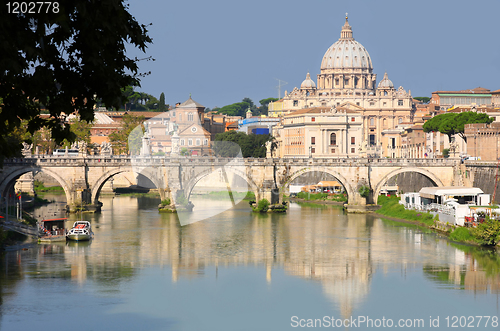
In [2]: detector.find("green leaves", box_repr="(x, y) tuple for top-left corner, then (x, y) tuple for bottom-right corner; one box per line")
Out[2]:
(358, 185), (370, 198)
(213, 131), (274, 158)
(471, 217), (500, 246)
(422, 111), (494, 142)
(215, 97), (279, 117)
(109, 113), (145, 155)
(0, 0), (152, 162)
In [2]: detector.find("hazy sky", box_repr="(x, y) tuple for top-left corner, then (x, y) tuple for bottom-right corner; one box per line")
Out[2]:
(126, 0), (500, 109)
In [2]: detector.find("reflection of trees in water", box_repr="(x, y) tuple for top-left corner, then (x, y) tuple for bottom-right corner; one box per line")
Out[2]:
(423, 245), (500, 293)
(4, 196), (500, 321)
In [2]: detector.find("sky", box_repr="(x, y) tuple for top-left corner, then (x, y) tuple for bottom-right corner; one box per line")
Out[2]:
(125, 0), (500, 109)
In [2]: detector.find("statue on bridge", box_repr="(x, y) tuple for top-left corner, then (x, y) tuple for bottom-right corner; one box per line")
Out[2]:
(21, 142), (33, 157)
(100, 142), (113, 156)
(140, 131), (151, 156)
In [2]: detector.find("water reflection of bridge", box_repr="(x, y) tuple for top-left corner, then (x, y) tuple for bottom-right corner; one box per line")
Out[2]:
(8, 197), (497, 319)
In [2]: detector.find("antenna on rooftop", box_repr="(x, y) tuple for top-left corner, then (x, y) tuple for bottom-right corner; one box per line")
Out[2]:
(275, 79), (288, 99)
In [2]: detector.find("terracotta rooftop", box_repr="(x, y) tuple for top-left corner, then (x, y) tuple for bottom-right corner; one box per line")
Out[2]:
(433, 87), (491, 94)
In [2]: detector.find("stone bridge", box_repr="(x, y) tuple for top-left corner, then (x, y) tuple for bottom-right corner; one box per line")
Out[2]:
(0, 156), (461, 212)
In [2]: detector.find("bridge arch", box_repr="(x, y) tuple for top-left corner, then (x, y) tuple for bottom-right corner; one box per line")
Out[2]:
(373, 167), (444, 204)
(282, 166), (355, 202)
(91, 167), (164, 204)
(183, 167), (260, 203)
(0, 166), (73, 205)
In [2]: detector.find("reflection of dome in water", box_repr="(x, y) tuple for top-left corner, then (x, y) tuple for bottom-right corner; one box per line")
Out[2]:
(322, 277), (371, 319)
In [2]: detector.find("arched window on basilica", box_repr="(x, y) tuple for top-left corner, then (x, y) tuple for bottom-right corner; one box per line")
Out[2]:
(330, 133), (337, 146)
(188, 112), (193, 121)
(370, 117), (375, 126)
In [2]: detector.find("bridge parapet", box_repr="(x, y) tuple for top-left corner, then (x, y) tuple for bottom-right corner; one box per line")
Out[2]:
(10, 155), (461, 168)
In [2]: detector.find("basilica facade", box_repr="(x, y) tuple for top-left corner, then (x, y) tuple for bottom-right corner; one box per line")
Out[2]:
(271, 16), (415, 157)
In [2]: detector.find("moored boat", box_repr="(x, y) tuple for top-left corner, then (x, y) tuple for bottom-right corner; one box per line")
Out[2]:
(38, 218), (67, 242)
(66, 221), (93, 241)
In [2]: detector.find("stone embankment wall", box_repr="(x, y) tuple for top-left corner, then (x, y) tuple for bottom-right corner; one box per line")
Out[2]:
(289, 170), (437, 193)
(382, 172), (436, 193)
(466, 162), (500, 204)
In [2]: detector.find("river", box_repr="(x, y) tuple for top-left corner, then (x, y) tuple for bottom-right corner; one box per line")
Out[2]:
(0, 194), (499, 330)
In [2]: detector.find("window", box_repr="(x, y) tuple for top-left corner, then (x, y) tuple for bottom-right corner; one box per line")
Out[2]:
(172, 112), (176, 117)
(293, 100), (298, 106)
(330, 133), (337, 146)
(179, 113), (182, 121)
(351, 137), (355, 145)
(311, 147), (315, 153)
(331, 149), (335, 153)
(351, 148), (355, 153)
(311, 117), (315, 122)
(398, 100), (403, 106)
(188, 139), (193, 146)
(188, 112), (194, 121)
(311, 137), (315, 145)
(351, 117), (355, 122)
(180, 139), (185, 146)
(204, 139), (208, 146)
(196, 139), (200, 146)
(356, 102), (360, 106)
(398, 117), (403, 124)
(370, 118), (375, 126)
(369, 134), (375, 146)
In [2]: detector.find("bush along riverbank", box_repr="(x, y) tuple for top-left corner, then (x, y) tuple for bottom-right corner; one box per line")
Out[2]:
(377, 195), (500, 247)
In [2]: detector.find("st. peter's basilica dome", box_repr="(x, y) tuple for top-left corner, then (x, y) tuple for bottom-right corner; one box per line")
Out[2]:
(320, 16), (373, 71)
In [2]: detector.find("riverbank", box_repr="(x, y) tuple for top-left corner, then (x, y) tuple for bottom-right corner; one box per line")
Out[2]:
(375, 195), (500, 248)
(288, 197), (344, 205)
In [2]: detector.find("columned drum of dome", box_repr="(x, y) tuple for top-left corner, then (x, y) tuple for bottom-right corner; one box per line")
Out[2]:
(317, 15), (376, 94)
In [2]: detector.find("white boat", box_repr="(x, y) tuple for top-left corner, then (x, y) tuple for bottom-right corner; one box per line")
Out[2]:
(66, 221), (93, 241)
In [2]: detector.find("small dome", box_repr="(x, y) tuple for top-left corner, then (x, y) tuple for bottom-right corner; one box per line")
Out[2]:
(301, 72), (316, 89)
(377, 72), (394, 88)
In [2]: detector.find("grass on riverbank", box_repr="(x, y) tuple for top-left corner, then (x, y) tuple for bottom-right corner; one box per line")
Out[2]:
(295, 192), (347, 202)
(377, 195), (437, 226)
(192, 191), (256, 200)
(34, 180), (64, 193)
(113, 192), (160, 198)
(378, 195), (500, 247)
